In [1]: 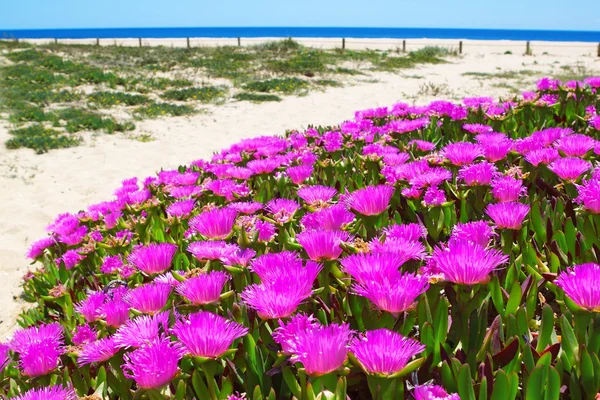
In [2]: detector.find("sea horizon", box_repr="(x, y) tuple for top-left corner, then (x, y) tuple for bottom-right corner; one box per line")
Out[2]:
(2, 26), (600, 42)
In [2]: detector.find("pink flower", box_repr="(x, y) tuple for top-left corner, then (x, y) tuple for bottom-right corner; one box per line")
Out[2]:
(190, 207), (237, 239)
(548, 157), (591, 181)
(555, 263), (600, 312)
(188, 241), (239, 261)
(451, 220), (496, 247)
(297, 185), (337, 205)
(128, 243), (178, 275)
(166, 199), (195, 218)
(124, 282), (171, 314)
(272, 314), (320, 354)
(296, 229), (350, 261)
(440, 142), (483, 166)
(75, 291), (106, 323)
(413, 384), (460, 400)
(458, 162), (498, 186)
(176, 271), (230, 305)
(114, 312), (170, 349)
(347, 185), (395, 216)
(122, 336), (184, 389)
(287, 165), (313, 184)
(352, 272), (429, 314)
(78, 337), (119, 366)
(350, 329), (425, 375)
(172, 311), (248, 358)
(266, 199), (300, 224)
(486, 202), (530, 230)
(491, 176), (526, 202)
(9, 386), (78, 400)
(423, 186), (446, 206)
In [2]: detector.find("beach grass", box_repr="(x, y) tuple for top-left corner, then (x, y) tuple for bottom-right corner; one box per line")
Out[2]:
(0, 39), (457, 153)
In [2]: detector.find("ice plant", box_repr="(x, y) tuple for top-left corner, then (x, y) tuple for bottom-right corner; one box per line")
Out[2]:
(176, 271), (230, 305)
(114, 312), (170, 348)
(341, 252), (409, 284)
(122, 336), (184, 389)
(383, 223), (427, 242)
(413, 384), (460, 400)
(576, 176), (600, 213)
(548, 157), (591, 181)
(352, 272), (429, 314)
(188, 240), (239, 261)
(431, 240), (508, 285)
(172, 311), (248, 358)
(350, 329), (425, 376)
(124, 282), (171, 314)
(287, 321), (352, 376)
(272, 314), (320, 354)
(451, 220), (496, 247)
(78, 337), (119, 366)
(458, 162), (497, 186)
(190, 207), (237, 239)
(297, 185), (337, 205)
(440, 142), (483, 166)
(296, 229), (350, 261)
(127, 243), (178, 275)
(346, 185), (395, 216)
(101, 298), (130, 328)
(555, 263), (600, 311)
(75, 291), (106, 323)
(486, 202), (530, 230)
(1, 343), (9, 373)
(266, 199), (300, 223)
(9, 386), (78, 400)
(9, 323), (64, 377)
(166, 199), (196, 218)
(491, 176), (526, 202)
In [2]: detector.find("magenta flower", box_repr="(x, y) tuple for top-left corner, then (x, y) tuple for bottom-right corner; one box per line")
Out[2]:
(78, 337), (119, 366)
(272, 314), (320, 354)
(128, 243), (178, 275)
(491, 176), (526, 202)
(352, 272), (429, 314)
(524, 148), (560, 166)
(384, 223), (427, 242)
(228, 201), (263, 214)
(72, 325), (97, 345)
(166, 199), (195, 218)
(101, 298), (130, 328)
(548, 157), (591, 181)
(423, 186), (446, 206)
(296, 229), (350, 261)
(255, 220), (277, 242)
(288, 322), (352, 376)
(486, 202), (530, 230)
(431, 240), (508, 285)
(9, 386), (78, 400)
(172, 311), (248, 358)
(266, 199), (300, 224)
(58, 249), (86, 270)
(463, 123), (493, 134)
(188, 241), (239, 261)
(347, 185), (395, 216)
(413, 384), (460, 400)
(576, 176), (600, 213)
(341, 252), (409, 284)
(124, 282), (171, 314)
(75, 291), (106, 323)
(0, 343), (9, 373)
(25, 237), (56, 259)
(440, 142), (483, 166)
(9, 324), (64, 377)
(408, 140), (436, 152)
(410, 168), (452, 189)
(301, 204), (355, 231)
(458, 162), (498, 186)
(451, 221), (496, 247)
(350, 329), (425, 376)
(287, 165), (313, 184)
(222, 248), (257, 267)
(190, 207), (237, 239)
(114, 312), (170, 349)
(123, 336), (184, 389)
(297, 185), (337, 205)
(555, 134), (597, 157)
(369, 237), (427, 260)
(555, 263), (600, 311)
(176, 271), (230, 305)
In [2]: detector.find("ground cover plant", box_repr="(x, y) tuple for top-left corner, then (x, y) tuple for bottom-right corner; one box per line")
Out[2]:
(0, 39), (455, 153)
(3, 77), (600, 400)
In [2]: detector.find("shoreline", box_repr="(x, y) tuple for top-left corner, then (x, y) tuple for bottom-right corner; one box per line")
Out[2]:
(4, 37), (599, 56)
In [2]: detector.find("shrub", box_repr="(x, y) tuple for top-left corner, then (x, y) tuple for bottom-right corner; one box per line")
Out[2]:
(88, 91), (150, 107)
(233, 92), (282, 102)
(160, 86), (227, 102)
(134, 102), (197, 118)
(242, 77), (308, 94)
(6, 124), (81, 153)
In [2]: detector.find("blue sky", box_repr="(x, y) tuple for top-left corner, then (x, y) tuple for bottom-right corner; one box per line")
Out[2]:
(2, 0), (600, 31)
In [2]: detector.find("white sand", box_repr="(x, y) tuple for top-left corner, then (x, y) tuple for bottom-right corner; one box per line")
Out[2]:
(1, 38), (599, 338)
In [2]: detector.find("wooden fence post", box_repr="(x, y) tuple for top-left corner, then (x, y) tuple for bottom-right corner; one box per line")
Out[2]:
(54, 38), (58, 44)
(526, 41), (532, 55)
(138, 38), (142, 47)
(342, 38), (345, 50)
(187, 37), (190, 49)
(459, 41), (463, 54)
(96, 38), (100, 46)
(597, 43), (600, 57)
(237, 37), (241, 47)
(402, 40), (406, 53)
(14, 38), (18, 43)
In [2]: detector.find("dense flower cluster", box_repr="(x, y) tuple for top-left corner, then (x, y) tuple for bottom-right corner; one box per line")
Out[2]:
(4, 77), (600, 399)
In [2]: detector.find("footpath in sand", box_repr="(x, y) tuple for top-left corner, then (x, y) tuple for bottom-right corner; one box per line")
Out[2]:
(1, 40), (599, 337)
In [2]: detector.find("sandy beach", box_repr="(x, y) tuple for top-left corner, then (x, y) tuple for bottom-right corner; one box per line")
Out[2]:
(1, 37), (599, 338)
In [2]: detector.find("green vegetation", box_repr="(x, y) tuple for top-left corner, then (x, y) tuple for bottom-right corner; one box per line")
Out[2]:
(233, 92), (282, 102)
(0, 39), (457, 153)
(160, 86), (227, 102)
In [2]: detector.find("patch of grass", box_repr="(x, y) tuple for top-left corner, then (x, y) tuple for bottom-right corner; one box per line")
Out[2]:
(330, 67), (363, 75)
(8, 105), (56, 123)
(266, 50), (326, 77)
(314, 79), (342, 87)
(160, 86), (227, 102)
(142, 77), (194, 91)
(243, 77), (308, 94)
(233, 92), (282, 102)
(409, 46), (456, 61)
(88, 91), (150, 107)
(57, 108), (135, 133)
(134, 102), (197, 118)
(6, 124), (82, 154)
(555, 63), (592, 82)
(418, 81), (453, 97)
(253, 38), (302, 53)
(0, 39), (32, 49)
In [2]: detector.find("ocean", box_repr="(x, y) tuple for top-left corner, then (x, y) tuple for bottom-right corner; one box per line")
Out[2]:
(1, 27), (600, 42)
